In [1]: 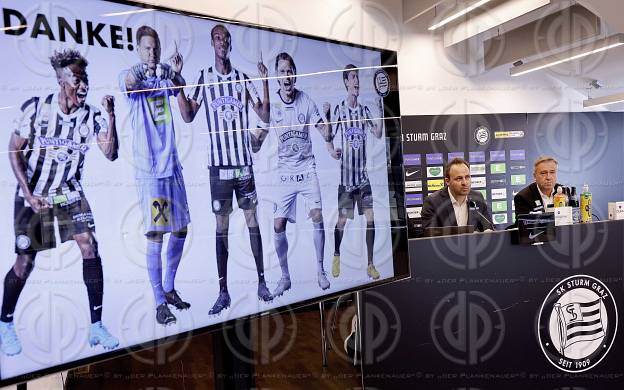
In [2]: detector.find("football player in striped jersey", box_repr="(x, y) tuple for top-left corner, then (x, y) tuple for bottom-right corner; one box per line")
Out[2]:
(0, 49), (119, 356)
(330, 64), (383, 280)
(178, 24), (272, 315)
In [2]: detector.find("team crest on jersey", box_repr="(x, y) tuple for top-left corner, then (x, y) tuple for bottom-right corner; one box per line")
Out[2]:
(16, 235), (31, 250)
(79, 124), (90, 137)
(291, 143), (300, 153)
(298, 113), (305, 124)
(538, 275), (617, 373)
(56, 151), (69, 162)
(235, 83), (243, 93)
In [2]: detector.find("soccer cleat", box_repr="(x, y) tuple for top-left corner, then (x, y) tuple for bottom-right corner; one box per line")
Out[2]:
(209, 291), (231, 315)
(367, 264), (380, 280)
(89, 321), (119, 350)
(272, 277), (291, 297)
(0, 321), (22, 356)
(332, 255), (340, 277)
(156, 302), (176, 325)
(258, 282), (273, 302)
(318, 270), (330, 290)
(165, 290), (191, 310)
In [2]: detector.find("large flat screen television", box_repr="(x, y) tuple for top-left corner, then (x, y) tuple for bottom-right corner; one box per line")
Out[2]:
(0, 0), (408, 385)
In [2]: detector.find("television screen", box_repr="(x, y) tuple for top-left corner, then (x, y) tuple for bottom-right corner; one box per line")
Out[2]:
(0, 0), (408, 384)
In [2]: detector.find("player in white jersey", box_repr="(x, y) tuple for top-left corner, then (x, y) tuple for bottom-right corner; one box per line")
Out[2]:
(120, 26), (191, 326)
(0, 50), (119, 356)
(178, 24), (272, 315)
(330, 64), (383, 280)
(251, 53), (339, 297)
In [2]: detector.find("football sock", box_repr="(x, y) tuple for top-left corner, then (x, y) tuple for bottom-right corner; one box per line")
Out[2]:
(249, 227), (265, 284)
(83, 257), (103, 323)
(313, 221), (325, 271)
(164, 234), (185, 293)
(146, 240), (165, 305)
(274, 230), (289, 279)
(334, 225), (344, 256)
(1, 268), (29, 323)
(216, 231), (229, 293)
(366, 222), (375, 265)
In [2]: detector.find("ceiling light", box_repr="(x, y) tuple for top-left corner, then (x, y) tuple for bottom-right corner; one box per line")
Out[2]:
(583, 92), (624, 108)
(428, 0), (493, 31)
(510, 33), (624, 77)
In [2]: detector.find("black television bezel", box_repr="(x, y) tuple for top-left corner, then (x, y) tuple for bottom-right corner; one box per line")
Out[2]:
(0, 0), (409, 386)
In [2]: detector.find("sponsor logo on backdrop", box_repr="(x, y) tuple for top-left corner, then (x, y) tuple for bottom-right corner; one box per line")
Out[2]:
(470, 164), (486, 175)
(469, 151), (485, 163)
(471, 176), (486, 188)
(491, 178), (507, 185)
(491, 188), (507, 200)
(509, 149), (526, 161)
(493, 214), (508, 224)
(489, 150), (506, 162)
(477, 189), (487, 199)
(511, 174), (526, 185)
(448, 152), (465, 160)
(427, 166), (443, 178)
(405, 180), (422, 192)
(404, 132), (447, 142)
(405, 168), (421, 178)
(431, 291), (505, 365)
(491, 201), (507, 212)
(474, 126), (490, 145)
(426, 153), (444, 165)
(494, 131), (525, 139)
(403, 154), (421, 166)
(406, 193), (423, 206)
(510, 164), (526, 171)
(490, 163), (506, 174)
(427, 179), (444, 191)
(374, 69), (390, 97)
(406, 207), (422, 219)
(538, 275), (617, 373)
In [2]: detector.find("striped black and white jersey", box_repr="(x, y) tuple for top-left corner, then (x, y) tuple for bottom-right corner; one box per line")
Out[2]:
(188, 66), (260, 167)
(13, 93), (107, 197)
(332, 100), (374, 188)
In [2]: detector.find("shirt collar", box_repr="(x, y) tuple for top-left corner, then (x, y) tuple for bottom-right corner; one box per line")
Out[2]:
(448, 187), (466, 206)
(537, 184), (553, 199)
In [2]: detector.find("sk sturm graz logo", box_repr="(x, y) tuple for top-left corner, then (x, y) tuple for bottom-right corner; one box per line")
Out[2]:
(431, 291), (505, 365)
(538, 275), (617, 373)
(474, 126), (490, 145)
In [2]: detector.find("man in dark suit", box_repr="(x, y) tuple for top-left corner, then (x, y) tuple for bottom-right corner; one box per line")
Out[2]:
(420, 158), (493, 234)
(514, 156), (562, 218)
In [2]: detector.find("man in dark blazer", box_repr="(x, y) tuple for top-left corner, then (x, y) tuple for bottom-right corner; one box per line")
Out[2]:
(514, 156), (562, 218)
(421, 158), (493, 233)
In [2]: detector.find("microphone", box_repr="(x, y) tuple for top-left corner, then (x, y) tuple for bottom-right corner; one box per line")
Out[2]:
(469, 199), (494, 231)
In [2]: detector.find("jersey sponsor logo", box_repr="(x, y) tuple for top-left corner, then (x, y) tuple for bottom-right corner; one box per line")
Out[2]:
(538, 275), (617, 373)
(210, 96), (244, 112)
(147, 95), (172, 125)
(281, 173), (309, 183)
(38, 136), (89, 153)
(56, 151), (69, 162)
(151, 198), (171, 226)
(16, 235), (31, 250)
(279, 130), (308, 142)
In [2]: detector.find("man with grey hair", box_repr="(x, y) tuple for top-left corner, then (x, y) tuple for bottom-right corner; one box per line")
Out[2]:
(514, 156), (563, 218)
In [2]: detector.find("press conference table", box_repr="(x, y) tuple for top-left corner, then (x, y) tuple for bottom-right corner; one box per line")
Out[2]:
(361, 220), (624, 389)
